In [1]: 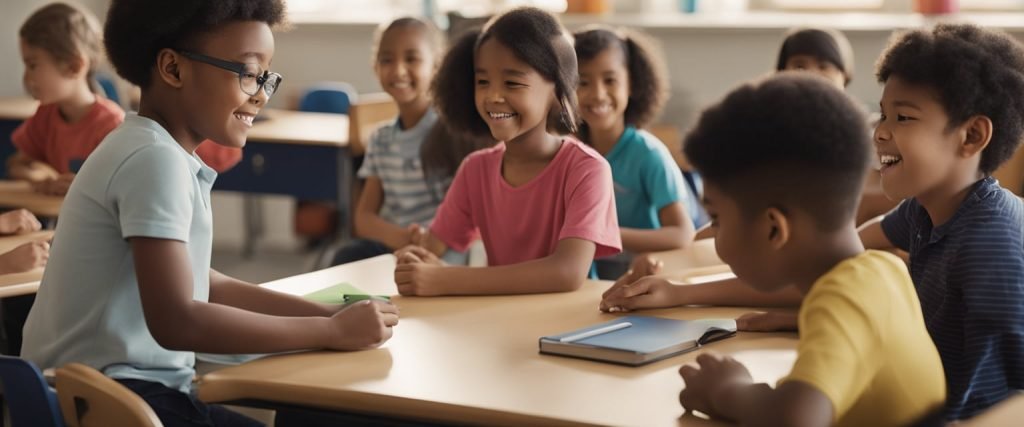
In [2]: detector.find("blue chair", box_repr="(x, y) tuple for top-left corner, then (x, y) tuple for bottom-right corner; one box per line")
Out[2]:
(0, 355), (65, 427)
(95, 74), (120, 105)
(297, 82), (357, 114)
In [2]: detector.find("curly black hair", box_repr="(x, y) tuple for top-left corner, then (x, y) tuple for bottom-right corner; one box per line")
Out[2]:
(431, 7), (579, 138)
(104, 0), (286, 89)
(684, 73), (870, 231)
(876, 23), (1024, 174)
(776, 27), (854, 86)
(574, 25), (669, 129)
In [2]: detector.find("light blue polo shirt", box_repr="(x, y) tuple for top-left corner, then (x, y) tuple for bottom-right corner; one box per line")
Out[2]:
(606, 126), (694, 229)
(23, 114), (216, 393)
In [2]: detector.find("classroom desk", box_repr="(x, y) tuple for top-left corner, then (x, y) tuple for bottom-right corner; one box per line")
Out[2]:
(0, 97), (39, 179)
(210, 109), (353, 252)
(0, 230), (53, 298)
(963, 394), (1024, 426)
(0, 180), (63, 218)
(649, 238), (733, 284)
(197, 254), (797, 427)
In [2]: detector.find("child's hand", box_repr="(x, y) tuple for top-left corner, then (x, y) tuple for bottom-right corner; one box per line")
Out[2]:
(324, 299), (399, 351)
(407, 223), (428, 247)
(0, 241), (50, 274)
(0, 209), (42, 234)
(601, 255), (663, 300)
(395, 245), (445, 266)
(394, 260), (444, 296)
(679, 352), (753, 419)
(600, 276), (677, 312)
(32, 174), (74, 196)
(735, 311), (799, 332)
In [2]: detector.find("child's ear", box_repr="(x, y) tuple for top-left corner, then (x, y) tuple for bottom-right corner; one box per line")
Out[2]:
(765, 207), (791, 250)
(155, 48), (185, 89)
(960, 115), (993, 158)
(63, 55), (88, 77)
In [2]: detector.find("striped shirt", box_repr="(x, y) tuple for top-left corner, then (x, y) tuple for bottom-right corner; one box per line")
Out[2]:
(358, 108), (449, 227)
(882, 176), (1024, 420)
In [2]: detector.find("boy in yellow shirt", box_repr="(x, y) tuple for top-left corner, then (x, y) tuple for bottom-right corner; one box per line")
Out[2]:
(673, 74), (945, 426)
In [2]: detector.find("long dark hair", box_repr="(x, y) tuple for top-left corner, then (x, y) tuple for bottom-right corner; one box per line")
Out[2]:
(431, 7), (580, 138)
(574, 26), (669, 143)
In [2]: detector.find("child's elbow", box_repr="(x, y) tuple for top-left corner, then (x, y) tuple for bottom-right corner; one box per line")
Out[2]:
(144, 311), (201, 351)
(549, 262), (588, 293)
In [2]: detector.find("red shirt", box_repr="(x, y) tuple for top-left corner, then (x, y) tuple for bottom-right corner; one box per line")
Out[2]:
(12, 98), (124, 173)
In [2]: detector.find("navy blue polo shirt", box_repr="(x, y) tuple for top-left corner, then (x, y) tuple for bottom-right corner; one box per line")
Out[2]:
(882, 176), (1024, 420)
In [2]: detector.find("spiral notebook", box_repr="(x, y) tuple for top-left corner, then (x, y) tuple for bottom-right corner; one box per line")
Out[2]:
(539, 316), (737, 366)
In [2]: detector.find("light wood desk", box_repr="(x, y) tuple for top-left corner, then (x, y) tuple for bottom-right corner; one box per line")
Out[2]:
(650, 238), (733, 284)
(0, 97), (38, 121)
(0, 230), (53, 298)
(198, 255), (797, 426)
(964, 394), (1024, 426)
(0, 180), (63, 217)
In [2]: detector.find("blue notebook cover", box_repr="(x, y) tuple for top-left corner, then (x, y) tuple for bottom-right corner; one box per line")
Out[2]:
(539, 316), (737, 366)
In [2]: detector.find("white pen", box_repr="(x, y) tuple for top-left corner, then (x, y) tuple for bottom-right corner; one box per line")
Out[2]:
(560, 322), (632, 343)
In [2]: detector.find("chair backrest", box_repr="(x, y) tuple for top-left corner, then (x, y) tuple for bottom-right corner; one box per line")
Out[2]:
(55, 363), (162, 427)
(0, 355), (65, 427)
(95, 74), (120, 106)
(298, 82), (358, 115)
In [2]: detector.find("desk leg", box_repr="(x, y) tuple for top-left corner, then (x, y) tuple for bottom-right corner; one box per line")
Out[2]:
(336, 148), (352, 241)
(242, 196), (264, 259)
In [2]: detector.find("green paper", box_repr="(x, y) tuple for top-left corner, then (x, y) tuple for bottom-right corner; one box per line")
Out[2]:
(303, 282), (365, 304)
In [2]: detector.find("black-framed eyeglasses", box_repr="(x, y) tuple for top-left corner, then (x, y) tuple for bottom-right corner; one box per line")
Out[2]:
(177, 50), (283, 98)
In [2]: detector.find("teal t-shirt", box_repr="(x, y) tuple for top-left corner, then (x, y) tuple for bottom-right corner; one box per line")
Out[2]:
(23, 114), (216, 393)
(605, 126), (694, 229)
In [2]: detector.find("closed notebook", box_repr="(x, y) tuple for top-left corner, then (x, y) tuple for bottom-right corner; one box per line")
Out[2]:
(539, 316), (737, 366)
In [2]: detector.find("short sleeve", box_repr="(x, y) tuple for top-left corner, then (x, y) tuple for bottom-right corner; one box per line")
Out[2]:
(559, 157), (621, 258)
(642, 144), (687, 211)
(881, 199), (914, 251)
(108, 145), (195, 241)
(429, 158), (479, 252)
(781, 285), (885, 419)
(357, 126), (385, 179)
(11, 107), (48, 162)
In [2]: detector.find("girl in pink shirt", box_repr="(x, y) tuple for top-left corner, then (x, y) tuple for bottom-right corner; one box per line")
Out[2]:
(394, 7), (622, 296)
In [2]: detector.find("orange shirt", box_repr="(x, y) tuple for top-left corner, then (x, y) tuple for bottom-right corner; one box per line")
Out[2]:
(12, 97), (124, 174)
(194, 140), (242, 173)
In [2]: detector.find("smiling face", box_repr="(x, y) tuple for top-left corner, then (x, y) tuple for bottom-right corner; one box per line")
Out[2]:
(178, 21), (275, 149)
(374, 25), (436, 107)
(474, 38), (557, 143)
(577, 46), (629, 133)
(874, 76), (966, 201)
(782, 54), (845, 89)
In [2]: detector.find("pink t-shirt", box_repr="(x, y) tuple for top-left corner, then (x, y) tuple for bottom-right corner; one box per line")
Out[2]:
(431, 137), (621, 266)
(12, 98), (125, 174)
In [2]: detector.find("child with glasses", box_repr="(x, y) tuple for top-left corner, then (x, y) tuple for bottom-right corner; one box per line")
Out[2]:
(22, 1), (398, 426)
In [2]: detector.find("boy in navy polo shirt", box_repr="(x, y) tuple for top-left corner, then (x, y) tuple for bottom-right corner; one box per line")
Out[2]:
(861, 24), (1024, 420)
